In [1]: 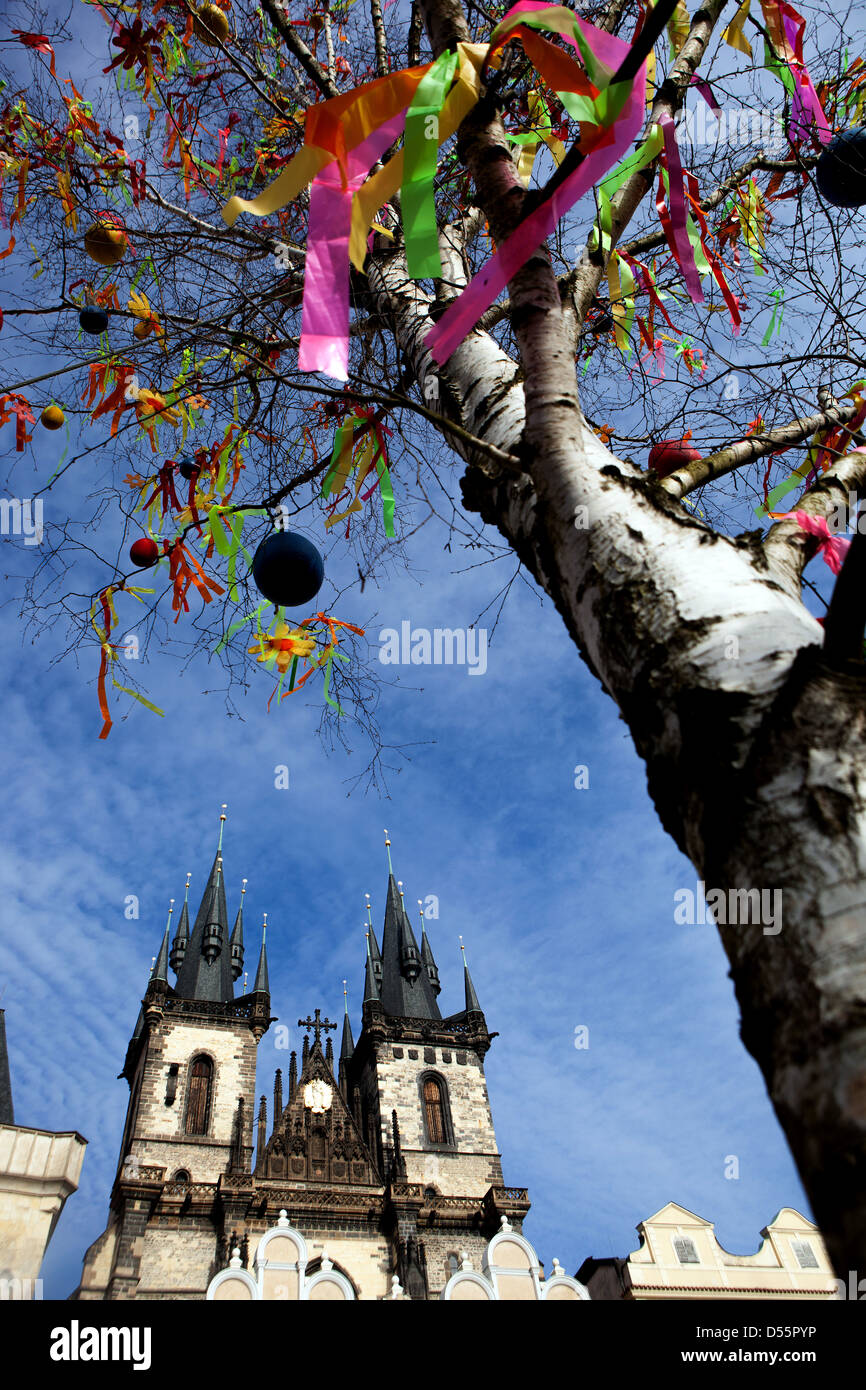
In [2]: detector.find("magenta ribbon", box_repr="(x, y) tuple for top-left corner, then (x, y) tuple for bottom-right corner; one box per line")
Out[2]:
(689, 74), (721, 115)
(659, 112), (704, 306)
(781, 8), (831, 146)
(298, 111), (407, 380)
(427, 15), (644, 365)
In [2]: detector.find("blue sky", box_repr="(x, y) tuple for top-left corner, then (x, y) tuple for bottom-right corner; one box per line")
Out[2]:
(0, 0), (849, 1301)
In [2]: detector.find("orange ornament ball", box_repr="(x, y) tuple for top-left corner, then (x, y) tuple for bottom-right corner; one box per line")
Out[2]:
(193, 4), (230, 45)
(40, 405), (65, 430)
(83, 221), (128, 267)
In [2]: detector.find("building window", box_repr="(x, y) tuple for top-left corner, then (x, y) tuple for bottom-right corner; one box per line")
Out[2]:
(448, 1253), (460, 1275)
(673, 1237), (700, 1264)
(173, 1169), (190, 1186)
(185, 1055), (213, 1135)
(791, 1238), (819, 1269)
(423, 1076), (447, 1144)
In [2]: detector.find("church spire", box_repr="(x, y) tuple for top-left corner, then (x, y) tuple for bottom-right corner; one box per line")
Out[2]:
(365, 893), (382, 983)
(172, 806), (234, 1002)
(378, 862), (441, 1021)
(418, 900), (441, 995)
(340, 980), (354, 1058)
(460, 937), (483, 1016)
(363, 932), (380, 1004)
(230, 879), (246, 982)
(151, 900), (174, 985)
(252, 915), (269, 994)
(0, 1005), (14, 1125)
(170, 872), (191, 975)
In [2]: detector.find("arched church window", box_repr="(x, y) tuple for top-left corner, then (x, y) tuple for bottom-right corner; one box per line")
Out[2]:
(185, 1056), (213, 1135)
(423, 1076), (447, 1144)
(173, 1169), (191, 1186)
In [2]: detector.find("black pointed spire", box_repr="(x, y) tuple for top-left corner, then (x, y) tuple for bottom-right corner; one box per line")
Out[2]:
(301, 1034), (310, 1068)
(151, 901), (173, 986)
(170, 873), (191, 975)
(252, 915), (269, 994)
(418, 901), (441, 995)
(340, 981), (354, 1058)
(365, 893), (383, 984)
(363, 932), (380, 1004)
(378, 861), (441, 1020)
(230, 879), (246, 982)
(461, 938), (483, 1015)
(0, 1007), (14, 1125)
(173, 810), (234, 1002)
(325, 1036), (334, 1068)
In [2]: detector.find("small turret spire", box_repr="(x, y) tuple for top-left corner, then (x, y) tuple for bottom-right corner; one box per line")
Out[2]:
(151, 901), (173, 984)
(340, 979), (355, 1058)
(218, 802), (227, 851)
(384, 828), (393, 876)
(363, 932), (380, 1003)
(365, 894), (383, 981)
(230, 878), (246, 982)
(252, 914), (269, 994)
(170, 873), (192, 974)
(460, 936), (483, 1014)
(419, 900), (441, 996)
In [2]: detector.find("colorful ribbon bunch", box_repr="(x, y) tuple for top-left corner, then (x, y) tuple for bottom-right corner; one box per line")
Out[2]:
(240, 610), (365, 713)
(221, 2), (649, 376)
(90, 582), (163, 739)
(758, 382), (866, 515)
(320, 409), (396, 537)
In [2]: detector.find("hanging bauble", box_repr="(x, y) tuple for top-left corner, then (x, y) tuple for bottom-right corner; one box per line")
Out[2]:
(83, 220), (128, 267)
(134, 320), (152, 340)
(129, 537), (160, 568)
(648, 439), (702, 478)
(251, 530), (324, 607)
(40, 405), (65, 430)
(815, 128), (866, 209)
(193, 3), (231, 44)
(79, 307), (109, 335)
(178, 458), (200, 481)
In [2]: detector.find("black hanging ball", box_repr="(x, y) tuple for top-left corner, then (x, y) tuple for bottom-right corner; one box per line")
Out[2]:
(178, 458), (200, 481)
(815, 128), (866, 209)
(251, 530), (324, 607)
(79, 306), (109, 335)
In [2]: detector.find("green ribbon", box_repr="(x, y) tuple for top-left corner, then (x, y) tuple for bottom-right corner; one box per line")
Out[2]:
(402, 49), (459, 279)
(761, 288), (784, 346)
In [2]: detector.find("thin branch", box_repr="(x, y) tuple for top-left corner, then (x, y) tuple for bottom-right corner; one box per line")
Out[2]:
(260, 0), (339, 98)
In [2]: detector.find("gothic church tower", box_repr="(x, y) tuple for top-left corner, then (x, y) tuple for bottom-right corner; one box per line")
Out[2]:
(74, 828), (530, 1301)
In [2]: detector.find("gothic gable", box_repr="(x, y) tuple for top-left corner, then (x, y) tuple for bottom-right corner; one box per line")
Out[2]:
(263, 1042), (380, 1186)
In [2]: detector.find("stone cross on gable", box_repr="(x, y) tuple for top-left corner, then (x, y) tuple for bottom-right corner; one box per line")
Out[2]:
(298, 1008), (336, 1047)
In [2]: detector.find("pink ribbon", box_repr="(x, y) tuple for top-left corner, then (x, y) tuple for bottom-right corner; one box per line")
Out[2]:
(789, 511), (850, 573)
(689, 74), (721, 115)
(780, 6), (831, 146)
(298, 111), (407, 380)
(427, 14), (644, 365)
(659, 112), (704, 305)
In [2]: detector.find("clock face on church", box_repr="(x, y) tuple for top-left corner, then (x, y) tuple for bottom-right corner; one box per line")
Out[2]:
(303, 1079), (333, 1113)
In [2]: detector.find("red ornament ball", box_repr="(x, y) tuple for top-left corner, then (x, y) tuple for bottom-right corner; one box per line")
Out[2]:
(648, 439), (702, 478)
(130, 537), (160, 568)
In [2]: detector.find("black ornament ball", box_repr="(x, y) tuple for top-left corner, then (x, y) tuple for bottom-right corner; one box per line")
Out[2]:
(251, 530), (324, 607)
(178, 458), (200, 481)
(79, 306), (109, 335)
(816, 128), (866, 209)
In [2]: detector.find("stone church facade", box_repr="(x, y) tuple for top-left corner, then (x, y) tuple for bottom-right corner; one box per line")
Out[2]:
(72, 835), (585, 1301)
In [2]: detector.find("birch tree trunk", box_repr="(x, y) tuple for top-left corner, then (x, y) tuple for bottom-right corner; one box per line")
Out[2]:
(365, 0), (866, 1275)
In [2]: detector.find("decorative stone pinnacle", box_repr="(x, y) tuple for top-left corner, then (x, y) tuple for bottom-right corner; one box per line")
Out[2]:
(277, 1209), (289, 1227)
